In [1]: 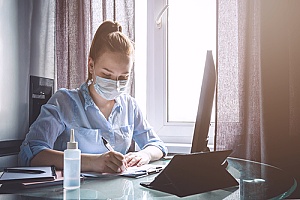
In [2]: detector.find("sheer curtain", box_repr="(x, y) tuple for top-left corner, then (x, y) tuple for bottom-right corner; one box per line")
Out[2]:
(216, 0), (300, 186)
(216, 0), (262, 161)
(55, 0), (135, 91)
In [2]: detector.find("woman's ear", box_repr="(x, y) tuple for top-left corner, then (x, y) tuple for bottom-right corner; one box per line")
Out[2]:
(88, 57), (94, 73)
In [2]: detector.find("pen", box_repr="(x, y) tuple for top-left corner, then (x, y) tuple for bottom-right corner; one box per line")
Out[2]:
(144, 167), (163, 175)
(102, 137), (114, 151)
(135, 167), (163, 173)
(4, 168), (46, 174)
(133, 167), (163, 178)
(102, 136), (128, 171)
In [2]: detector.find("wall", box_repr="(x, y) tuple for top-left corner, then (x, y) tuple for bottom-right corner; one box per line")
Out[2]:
(0, 0), (55, 167)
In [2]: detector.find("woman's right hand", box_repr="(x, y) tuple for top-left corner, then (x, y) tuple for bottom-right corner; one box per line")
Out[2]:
(87, 151), (127, 173)
(30, 149), (128, 174)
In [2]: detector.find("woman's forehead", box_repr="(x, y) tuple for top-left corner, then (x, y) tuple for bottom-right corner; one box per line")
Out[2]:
(95, 51), (133, 72)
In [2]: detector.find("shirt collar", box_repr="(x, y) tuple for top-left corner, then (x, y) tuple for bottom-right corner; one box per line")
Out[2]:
(114, 96), (123, 112)
(80, 82), (123, 112)
(80, 83), (94, 110)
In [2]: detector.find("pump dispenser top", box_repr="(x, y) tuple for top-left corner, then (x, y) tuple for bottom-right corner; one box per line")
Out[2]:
(67, 129), (78, 149)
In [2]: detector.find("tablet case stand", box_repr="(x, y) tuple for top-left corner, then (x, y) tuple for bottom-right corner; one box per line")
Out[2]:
(140, 150), (239, 197)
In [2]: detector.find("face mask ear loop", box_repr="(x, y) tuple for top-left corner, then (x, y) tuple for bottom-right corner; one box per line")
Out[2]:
(116, 76), (120, 92)
(92, 67), (96, 84)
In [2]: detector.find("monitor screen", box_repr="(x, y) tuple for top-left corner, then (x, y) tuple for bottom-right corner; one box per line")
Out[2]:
(191, 50), (216, 153)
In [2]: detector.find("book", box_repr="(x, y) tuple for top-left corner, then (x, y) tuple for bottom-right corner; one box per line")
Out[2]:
(19, 170), (64, 189)
(0, 166), (56, 184)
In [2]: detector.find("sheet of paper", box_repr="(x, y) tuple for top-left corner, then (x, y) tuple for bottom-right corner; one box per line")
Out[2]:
(81, 164), (165, 178)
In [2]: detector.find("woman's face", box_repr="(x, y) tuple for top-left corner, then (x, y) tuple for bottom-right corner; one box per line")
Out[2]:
(89, 51), (133, 81)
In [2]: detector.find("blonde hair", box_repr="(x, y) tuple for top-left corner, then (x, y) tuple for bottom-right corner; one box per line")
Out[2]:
(87, 21), (134, 81)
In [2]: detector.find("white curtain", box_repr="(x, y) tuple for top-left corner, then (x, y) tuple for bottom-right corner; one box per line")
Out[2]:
(216, 0), (262, 161)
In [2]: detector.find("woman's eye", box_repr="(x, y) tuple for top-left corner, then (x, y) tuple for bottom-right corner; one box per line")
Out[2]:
(102, 73), (111, 78)
(119, 75), (129, 80)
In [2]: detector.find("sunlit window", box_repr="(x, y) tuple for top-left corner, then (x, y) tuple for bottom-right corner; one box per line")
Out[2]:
(135, 0), (216, 151)
(168, 0), (216, 122)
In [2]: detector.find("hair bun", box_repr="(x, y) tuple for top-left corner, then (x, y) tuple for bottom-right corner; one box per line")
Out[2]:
(100, 21), (122, 36)
(112, 23), (122, 32)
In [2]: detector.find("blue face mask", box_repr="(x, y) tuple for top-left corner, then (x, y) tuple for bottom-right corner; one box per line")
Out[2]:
(94, 76), (128, 100)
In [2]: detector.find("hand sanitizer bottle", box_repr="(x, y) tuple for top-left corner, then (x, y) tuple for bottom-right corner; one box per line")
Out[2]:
(64, 129), (81, 189)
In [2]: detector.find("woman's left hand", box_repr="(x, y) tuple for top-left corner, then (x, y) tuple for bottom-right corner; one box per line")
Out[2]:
(124, 151), (151, 167)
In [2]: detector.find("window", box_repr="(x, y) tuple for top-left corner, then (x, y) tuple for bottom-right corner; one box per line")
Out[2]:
(135, 0), (216, 153)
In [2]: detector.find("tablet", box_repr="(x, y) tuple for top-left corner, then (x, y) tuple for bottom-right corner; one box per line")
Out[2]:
(140, 150), (239, 197)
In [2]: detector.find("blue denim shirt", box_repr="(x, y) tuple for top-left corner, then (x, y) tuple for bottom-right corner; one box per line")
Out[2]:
(19, 83), (167, 166)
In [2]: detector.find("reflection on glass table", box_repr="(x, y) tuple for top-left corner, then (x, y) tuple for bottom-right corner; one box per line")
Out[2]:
(0, 157), (296, 200)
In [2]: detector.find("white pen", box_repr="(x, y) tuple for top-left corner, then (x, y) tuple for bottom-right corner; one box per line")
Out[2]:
(102, 137), (114, 151)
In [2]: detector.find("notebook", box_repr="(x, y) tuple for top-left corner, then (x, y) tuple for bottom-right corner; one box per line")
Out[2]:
(0, 166), (56, 184)
(140, 150), (239, 197)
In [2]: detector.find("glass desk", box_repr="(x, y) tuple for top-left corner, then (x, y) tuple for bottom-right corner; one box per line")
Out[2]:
(0, 157), (297, 199)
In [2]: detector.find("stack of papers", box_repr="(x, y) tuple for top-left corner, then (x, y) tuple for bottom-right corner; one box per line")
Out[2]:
(0, 166), (56, 184)
(0, 166), (64, 189)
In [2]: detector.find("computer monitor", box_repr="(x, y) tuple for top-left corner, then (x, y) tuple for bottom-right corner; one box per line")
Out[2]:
(191, 50), (216, 153)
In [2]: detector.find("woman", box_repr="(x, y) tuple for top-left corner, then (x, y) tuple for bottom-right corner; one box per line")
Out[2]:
(19, 21), (167, 173)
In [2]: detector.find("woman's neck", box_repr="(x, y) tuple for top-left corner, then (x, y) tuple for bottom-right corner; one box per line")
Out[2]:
(88, 84), (115, 119)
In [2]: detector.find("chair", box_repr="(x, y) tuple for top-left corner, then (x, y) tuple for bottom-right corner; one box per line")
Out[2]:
(0, 140), (23, 169)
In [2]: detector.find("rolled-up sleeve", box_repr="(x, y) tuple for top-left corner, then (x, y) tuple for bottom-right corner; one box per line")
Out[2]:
(18, 140), (51, 166)
(132, 99), (168, 156)
(134, 128), (168, 157)
(18, 91), (67, 166)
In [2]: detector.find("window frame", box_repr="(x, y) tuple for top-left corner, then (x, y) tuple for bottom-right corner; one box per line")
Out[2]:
(146, 0), (194, 145)
(145, 0), (215, 152)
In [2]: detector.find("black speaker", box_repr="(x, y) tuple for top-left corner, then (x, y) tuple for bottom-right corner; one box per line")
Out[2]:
(29, 76), (54, 126)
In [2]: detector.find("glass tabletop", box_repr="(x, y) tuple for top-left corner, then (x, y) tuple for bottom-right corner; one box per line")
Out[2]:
(0, 157), (297, 199)
(226, 157), (297, 199)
